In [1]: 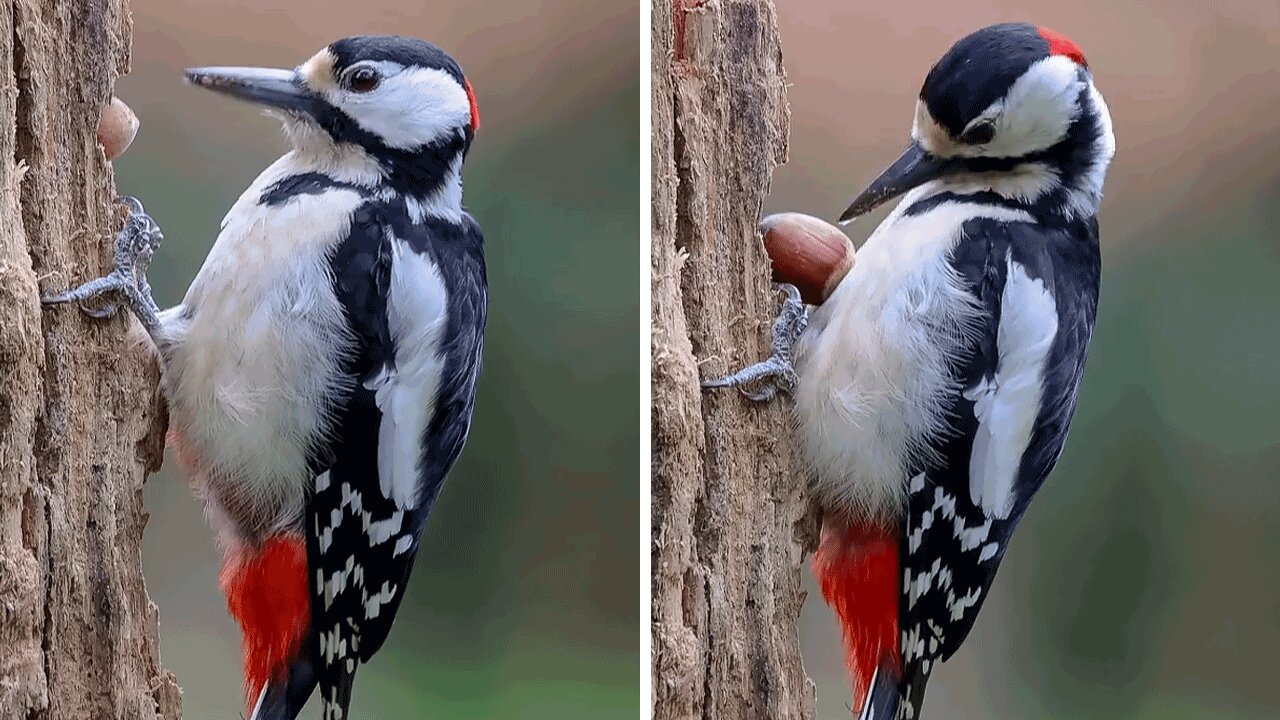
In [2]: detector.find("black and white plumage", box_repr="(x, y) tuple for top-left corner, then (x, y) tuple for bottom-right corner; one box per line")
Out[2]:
(703, 22), (1114, 720)
(43, 35), (485, 720)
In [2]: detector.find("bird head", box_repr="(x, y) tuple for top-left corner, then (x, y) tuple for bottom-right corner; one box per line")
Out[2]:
(186, 35), (479, 193)
(840, 23), (1114, 222)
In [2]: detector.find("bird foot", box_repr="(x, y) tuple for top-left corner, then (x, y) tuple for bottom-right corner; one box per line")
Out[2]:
(42, 196), (163, 336)
(701, 283), (809, 401)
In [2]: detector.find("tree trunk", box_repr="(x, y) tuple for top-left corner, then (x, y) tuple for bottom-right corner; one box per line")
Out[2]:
(0, 1), (181, 718)
(651, 1), (816, 718)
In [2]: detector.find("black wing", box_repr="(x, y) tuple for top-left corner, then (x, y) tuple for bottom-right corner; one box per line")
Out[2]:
(898, 216), (1100, 714)
(305, 200), (486, 703)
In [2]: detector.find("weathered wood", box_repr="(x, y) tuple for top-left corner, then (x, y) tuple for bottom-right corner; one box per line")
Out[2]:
(0, 0), (181, 717)
(652, 1), (816, 717)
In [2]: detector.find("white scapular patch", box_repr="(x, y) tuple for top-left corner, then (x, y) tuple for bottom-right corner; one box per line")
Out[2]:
(965, 255), (1058, 519)
(794, 193), (1032, 522)
(369, 235), (450, 509)
(159, 153), (362, 538)
(328, 64), (472, 151)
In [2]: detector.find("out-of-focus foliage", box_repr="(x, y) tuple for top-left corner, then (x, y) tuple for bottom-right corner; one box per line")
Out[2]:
(775, 2), (1280, 718)
(124, 2), (639, 717)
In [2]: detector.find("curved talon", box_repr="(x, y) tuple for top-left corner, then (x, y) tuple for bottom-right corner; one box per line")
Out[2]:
(81, 300), (122, 319)
(701, 282), (809, 401)
(119, 195), (145, 215)
(40, 196), (164, 336)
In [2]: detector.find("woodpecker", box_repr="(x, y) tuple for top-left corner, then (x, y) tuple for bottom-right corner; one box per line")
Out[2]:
(704, 23), (1114, 719)
(43, 36), (485, 720)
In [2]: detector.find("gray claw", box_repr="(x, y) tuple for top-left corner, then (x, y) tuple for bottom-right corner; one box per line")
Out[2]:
(41, 196), (164, 336)
(701, 283), (808, 401)
(81, 299), (122, 319)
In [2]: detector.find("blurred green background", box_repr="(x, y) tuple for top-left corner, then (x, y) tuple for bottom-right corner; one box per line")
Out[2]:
(118, 2), (639, 717)
(770, 2), (1280, 718)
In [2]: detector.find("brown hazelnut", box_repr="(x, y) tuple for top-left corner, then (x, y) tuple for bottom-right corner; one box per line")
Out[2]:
(759, 212), (855, 305)
(97, 96), (139, 161)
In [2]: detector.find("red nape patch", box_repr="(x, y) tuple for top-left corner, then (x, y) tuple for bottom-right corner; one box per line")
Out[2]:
(1037, 26), (1088, 67)
(463, 77), (480, 133)
(220, 534), (309, 713)
(812, 519), (901, 711)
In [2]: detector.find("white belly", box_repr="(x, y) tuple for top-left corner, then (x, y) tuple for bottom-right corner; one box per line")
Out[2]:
(158, 161), (364, 535)
(793, 189), (1031, 521)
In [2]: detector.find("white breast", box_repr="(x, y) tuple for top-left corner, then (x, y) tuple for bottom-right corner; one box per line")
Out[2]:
(793, 185), (1031, 521)
(159, 156), (363, 534)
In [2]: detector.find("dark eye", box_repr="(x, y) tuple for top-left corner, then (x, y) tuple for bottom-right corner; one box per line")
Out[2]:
(959, 121), (996, 145)
(345, 66), (381, 93)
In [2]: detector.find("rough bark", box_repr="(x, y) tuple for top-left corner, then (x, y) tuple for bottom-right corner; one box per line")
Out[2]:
(652, 1), (816, 718)
(0, 1), (181, 718)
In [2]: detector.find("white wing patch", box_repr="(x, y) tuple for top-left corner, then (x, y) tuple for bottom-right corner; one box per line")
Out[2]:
(965, 255), (1058, 519)
(370, 234), (450, 509)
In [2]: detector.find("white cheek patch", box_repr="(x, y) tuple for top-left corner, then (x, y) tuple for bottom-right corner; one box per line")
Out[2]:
(336, 66), (471, 150)
(984, 56), (1082, 157)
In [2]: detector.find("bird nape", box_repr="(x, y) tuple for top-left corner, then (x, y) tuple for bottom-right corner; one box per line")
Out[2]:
(703, 22), (1114, 720)
(43, 34), (487, 720)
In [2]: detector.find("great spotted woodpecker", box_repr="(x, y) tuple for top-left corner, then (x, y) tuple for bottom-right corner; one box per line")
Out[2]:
(704, 23), (1114, 719)
(43, 35), (485, 720)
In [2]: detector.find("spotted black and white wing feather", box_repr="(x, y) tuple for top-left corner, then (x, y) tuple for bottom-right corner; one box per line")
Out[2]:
(897, 215), (1099, 717)
(306, 199), (486, 718)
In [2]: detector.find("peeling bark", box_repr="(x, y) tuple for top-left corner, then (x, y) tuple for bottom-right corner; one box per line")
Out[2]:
(652, 1), (816, 718)
(0, 0), (181, 717)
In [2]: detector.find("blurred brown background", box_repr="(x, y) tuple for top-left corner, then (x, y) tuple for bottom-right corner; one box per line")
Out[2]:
(118, 1), (639, 717)
(768, 2), (1280, 718)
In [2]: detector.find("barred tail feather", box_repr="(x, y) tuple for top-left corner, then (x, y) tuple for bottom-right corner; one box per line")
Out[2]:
(320, 670), (357, 720)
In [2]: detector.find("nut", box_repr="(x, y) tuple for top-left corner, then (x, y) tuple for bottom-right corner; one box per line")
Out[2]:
(759, 212), (855, 305)
(97, 96), (139, 161)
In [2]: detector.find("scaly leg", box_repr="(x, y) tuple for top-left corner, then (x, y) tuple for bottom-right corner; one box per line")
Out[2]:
(42, 196), (163, 338)
(702, 283), (809, 401)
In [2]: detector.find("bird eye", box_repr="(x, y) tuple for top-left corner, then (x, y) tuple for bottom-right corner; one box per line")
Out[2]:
(344, 66), (381, 93)
(959, 121), (996, 145)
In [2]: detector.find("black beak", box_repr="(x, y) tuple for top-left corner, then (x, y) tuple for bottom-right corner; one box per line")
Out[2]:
(838, 140), (954, 223)
(185, 67), (317, 115)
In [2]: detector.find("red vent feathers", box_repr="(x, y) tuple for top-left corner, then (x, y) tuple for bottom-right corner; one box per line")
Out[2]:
(813, 520), (902, 710)
(1037, 26), (1088, 67)
(221, 534), (310, 713)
